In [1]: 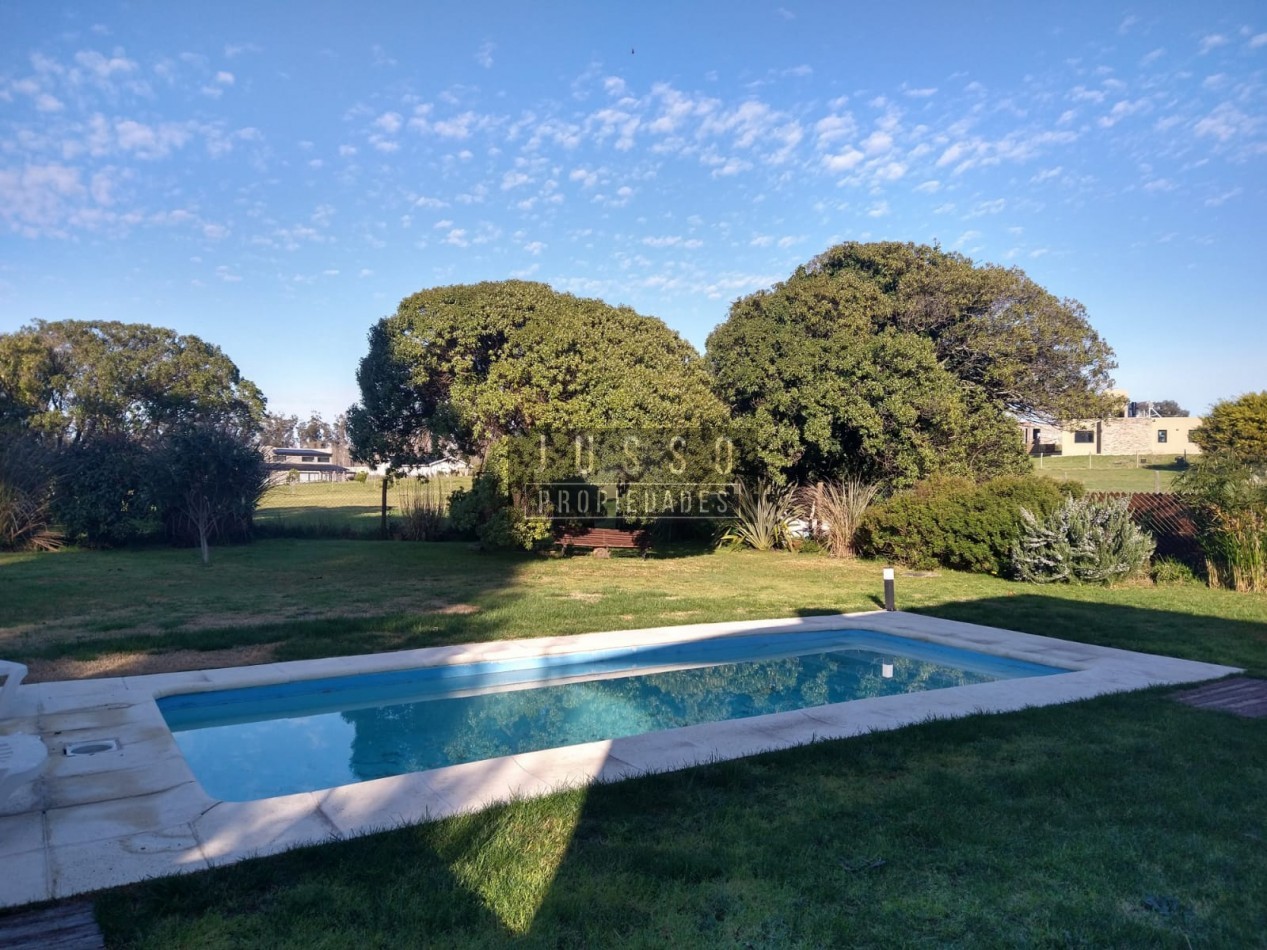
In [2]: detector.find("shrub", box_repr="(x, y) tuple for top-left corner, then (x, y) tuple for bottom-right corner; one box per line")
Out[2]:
(717, 480), (801, 551)
(353, 470), (368, 483)
(800, 478), (881, 557)
(52, 435), (157, 546)
(398, 484), (447, 541)
(1011, 495), (1155, 584)
(1151, 557), (1200, 585)
(0, 435), (62, 551)
(449, 471), (551, 550)
(152, 426), (270, 561)
(1176, 452), (1267, 592)
(858, 475), (1083, 574)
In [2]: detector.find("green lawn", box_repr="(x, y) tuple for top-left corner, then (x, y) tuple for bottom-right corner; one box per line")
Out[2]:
(255, 476), (471, 533)
(3, 541), (1265, 945)
(1030, 453), (1187, 493)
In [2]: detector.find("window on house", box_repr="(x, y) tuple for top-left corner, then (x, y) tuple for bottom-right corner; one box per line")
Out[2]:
(1157, 430), (1168, 444)
(1074, 430), (1094, 443)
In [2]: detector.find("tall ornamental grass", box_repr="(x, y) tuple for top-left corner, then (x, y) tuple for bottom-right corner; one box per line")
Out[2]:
(801, 478), (881, 557)
(1176, 452), (1267, 592)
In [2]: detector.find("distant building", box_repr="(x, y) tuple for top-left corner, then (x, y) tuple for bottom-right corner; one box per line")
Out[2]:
(1019, 400), (1203, 457)
(263, 446), (350, 484)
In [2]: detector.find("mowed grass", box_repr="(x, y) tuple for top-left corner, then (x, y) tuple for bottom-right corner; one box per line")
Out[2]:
(1030, 453), (1187, 493)
(255, 476), (472, 533)
(2, 541), (1265, 944)
(3, 541), (1266, 675)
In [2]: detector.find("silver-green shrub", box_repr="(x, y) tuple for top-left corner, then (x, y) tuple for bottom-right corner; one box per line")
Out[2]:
(1011, 496), (1155, 584)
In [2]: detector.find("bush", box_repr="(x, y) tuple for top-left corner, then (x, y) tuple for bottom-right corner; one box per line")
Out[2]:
(0, 435), (62, 551)
(398, 484), (447, 541)
(52, 435), (157, 546)
(716, 480), (801, 551)
(448, 471), (551, 550)
(1151, 557), (1200, 585)
(353, 470), (368, 483)
(857, 475), (1083, 574)
(151, 427), (269, 561)
(1176, 452), (1267, 591)
(1011, 495), (1155, 584)
(800, 478), (881, 557)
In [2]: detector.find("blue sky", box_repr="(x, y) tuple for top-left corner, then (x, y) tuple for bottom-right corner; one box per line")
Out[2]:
(2, 1), (1264, 422)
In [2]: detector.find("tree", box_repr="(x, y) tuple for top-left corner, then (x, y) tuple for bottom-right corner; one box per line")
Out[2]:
(260, 412), (299, 447)
(1141, 399), (1188, 418)
(769, 242), (1118, 422)
(0, 320), (265, 444)
(706, 268), (1031, 487)
(153, 426), (270, 563)
(347, 280), (730, 472)
(1189, 392), (1267, 462)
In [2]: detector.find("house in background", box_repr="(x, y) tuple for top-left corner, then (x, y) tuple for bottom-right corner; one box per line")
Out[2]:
(350, 456), (471, 479)
(263, 446), (350, 484)
(1019, 400), (1203, 457)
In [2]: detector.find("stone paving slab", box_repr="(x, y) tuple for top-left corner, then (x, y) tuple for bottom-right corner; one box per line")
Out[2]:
(0, 610), (1242, 908)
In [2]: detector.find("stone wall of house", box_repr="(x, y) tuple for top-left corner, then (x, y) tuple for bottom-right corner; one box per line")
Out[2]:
(1100, 418), (1203, 455)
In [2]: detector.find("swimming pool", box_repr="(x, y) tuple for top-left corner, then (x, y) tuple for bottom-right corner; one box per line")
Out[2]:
(160, 629), (1066, 801)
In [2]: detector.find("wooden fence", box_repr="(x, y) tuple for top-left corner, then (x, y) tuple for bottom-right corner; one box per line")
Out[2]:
(1092, 492), (1203, 566)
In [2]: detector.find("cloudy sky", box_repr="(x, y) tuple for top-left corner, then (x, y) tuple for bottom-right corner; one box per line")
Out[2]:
(2, 1), (1264, 422)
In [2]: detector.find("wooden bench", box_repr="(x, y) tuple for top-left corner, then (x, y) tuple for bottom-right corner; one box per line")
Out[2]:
(556, 527), (652, 557)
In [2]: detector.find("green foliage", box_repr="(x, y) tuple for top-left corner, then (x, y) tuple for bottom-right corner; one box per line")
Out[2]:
(0, 319), (265, 444)
(858, 475), (1083, 573)
(706, 243), (1077, 486)
(1175, 451), (1267, 592)
(353, 471), (368, 483)
(52, 434), (157, 547)
(717, 480), (801, 551)
(795, 241), (1119, 421)
(1189, 391), (1267, 462)
(153, 427), (270, 559)
(448, 467), (551, 551)
(1151, 557), (1200, 585)
(0, 434), (62, 550)
(397, 484), (448, 541)
(801, 478), (881, 557)
(347, 281), (729, 472)
(1011, 495), (1156, 584)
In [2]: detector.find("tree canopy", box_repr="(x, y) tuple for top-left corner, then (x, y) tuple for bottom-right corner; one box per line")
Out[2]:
(0, 319), (265, 443)
(347, 281), (730, 470)
(775, 242), (1118, 422)
(706, 269), (1030, 487)
(1190, 391), (1267, 462)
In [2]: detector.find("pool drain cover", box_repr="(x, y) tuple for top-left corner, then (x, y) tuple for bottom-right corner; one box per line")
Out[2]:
(64, 739), (121, 756)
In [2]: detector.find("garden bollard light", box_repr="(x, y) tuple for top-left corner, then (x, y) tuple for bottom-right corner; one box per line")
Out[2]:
(883, 567), (895, 611)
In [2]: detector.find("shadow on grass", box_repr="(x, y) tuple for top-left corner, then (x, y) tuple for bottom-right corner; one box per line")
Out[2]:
(907, 594), (1267, 675)
(85, 592), (1267, 946)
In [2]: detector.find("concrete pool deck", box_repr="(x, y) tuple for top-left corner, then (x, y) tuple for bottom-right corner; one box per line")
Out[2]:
(0, 611), (1240, 908)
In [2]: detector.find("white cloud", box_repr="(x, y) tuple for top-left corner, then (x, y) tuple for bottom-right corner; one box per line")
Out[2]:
(443, 228), (468, 247)
(1251, 33), (1267, 49)
(523, 240), (545, 254)
(1194, 102), (1253, 141)
(501, 170), (531, 189)
(903, 87), (937, 98)
(1199, 34), (1229, 54)
(749, 235), (774, 247)
(34, 93), (64, 112)
(914, 179), (940, 193)
(215, 71), (235, 85)
(476, 41), (495, 69)
(115, 119), (192, 159)
(1098, 99), (1150, 128)
(374, 112), (403, 134)
(866, 200), (889, 218)
(823, 148), (864, 172)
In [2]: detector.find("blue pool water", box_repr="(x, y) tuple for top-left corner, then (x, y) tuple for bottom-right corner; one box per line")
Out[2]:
(160, 629), (1065, 801)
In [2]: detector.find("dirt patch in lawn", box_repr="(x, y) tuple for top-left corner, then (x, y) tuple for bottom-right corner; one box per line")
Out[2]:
(24, 643), (283, 683)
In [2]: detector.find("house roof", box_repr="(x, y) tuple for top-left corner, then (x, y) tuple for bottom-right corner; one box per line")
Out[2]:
(269, 446), (333, 458)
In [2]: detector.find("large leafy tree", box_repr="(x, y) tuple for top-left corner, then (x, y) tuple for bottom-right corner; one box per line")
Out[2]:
(707, 271), (1029, 487)
(780, 242), (1118, 422)
(347, 281), (730, 471)
(1190, 391), (1267, 462)
(0, 319), (266, 443)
